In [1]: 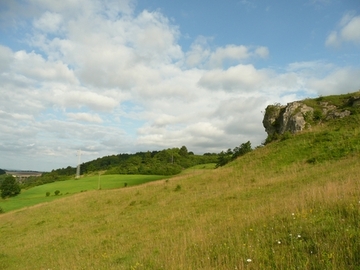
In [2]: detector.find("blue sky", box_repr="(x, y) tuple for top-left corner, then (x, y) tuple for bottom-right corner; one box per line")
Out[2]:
(0, 0), (359, 171)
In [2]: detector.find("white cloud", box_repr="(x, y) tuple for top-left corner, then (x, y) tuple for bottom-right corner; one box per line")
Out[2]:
(136, 121), (226, 150)
(198, 64), (269, 91)
(326, 13), (360, 47)
(0, 110), (34, 121)
(51, 89), (119, 112)
(185, 36), (211, 67)
(325, 31), (339, 47)
(131, 10), (183, 62)
(208, 45), (250, 68)
(66, 112), (103, 123)
(185, 122), (224, 138)
(255, 46), (269, 58)
(33, 11), (63, 33)
(185, 39), (269, 69)
(309, 67), (360, 95)
(13, 50), (77, 83)
(341, 16), (360, 43)
(0, 45), (13, 73)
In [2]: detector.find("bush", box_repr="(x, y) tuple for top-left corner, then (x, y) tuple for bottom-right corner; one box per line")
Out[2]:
(0, 206), (4, 214)
(313, 109), (323, 121)
(54, 190), (60, 196)
(124, 183), (128, 187)
(46, 192), (50, 197)
(174, 184), (181, 192)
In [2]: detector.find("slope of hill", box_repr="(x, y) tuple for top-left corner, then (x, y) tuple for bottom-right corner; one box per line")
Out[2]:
(0, 93), (360, 269)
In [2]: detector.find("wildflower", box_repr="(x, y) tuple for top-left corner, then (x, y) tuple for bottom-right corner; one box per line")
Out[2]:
(277, 240), (281, 244)
(297, 234), (301, 238)
(246, 259), (252, 263)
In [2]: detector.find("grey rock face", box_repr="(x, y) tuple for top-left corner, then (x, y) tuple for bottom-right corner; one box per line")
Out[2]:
(263, 102), (313, 136)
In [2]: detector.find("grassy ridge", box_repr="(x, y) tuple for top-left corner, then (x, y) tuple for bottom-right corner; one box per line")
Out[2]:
(0, 113), (360, 269)
(0, 174), (167, 213)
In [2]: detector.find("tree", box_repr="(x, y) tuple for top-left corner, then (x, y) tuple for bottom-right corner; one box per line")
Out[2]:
(179, 146), (188, 157)
(0, 175), (21, 199)
(233, 141), (252, 159)
(216, 142), (252, 168)
(216, 149), (233, 168)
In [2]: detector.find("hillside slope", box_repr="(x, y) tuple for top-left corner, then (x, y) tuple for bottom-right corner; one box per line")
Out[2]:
(1, 98), (360, 269)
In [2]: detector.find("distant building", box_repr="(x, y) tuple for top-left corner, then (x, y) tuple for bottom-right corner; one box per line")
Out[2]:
(5, 171), (42, 183)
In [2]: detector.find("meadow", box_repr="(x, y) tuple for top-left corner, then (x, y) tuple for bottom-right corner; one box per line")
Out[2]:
(0, 174), (168, 213)
(0, 112), (359, 269)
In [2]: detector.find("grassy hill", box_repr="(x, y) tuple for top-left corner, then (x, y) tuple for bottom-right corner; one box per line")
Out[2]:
(1, 96), (360, 269)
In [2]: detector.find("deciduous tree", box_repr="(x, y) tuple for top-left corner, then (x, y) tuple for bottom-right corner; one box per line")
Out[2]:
(0, 175), (21, 199)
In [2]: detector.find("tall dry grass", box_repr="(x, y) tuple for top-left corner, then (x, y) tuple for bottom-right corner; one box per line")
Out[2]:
(0, 152), (359, 269)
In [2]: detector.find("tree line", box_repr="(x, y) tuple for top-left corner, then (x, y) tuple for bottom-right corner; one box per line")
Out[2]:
(6, 142), (253, 191)
(21, 146), (219, 188)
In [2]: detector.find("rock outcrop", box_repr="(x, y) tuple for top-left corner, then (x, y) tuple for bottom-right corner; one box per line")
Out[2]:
(263, 102), (313, 137)
(263, 92), (360, 138)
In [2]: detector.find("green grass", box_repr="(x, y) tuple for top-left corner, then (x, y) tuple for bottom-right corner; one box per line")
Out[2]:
(1, 154), (359, 269)
(180, 163), (216, 174)
(0, 174), (167, 212)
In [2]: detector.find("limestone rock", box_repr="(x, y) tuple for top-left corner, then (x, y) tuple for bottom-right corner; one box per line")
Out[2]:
(326, 110), (351, 120)
(263, 102), (313, 136)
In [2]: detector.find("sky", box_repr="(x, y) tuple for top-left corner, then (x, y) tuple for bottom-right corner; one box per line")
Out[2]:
(0, 0), (360, 171)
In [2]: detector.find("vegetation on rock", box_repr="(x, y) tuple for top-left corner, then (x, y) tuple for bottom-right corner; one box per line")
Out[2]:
(263, 91), (360, 144)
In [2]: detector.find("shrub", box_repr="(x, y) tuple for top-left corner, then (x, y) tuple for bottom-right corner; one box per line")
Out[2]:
(129, 200), (136, 206)
(0, 206), (4, 214)
(46, 192), (50, 197)
(54, 190), (60, 196)
(124, 183), (128, 187)
(174, 184), (181, 192)
(281, 131), (292, 141)
(313, 109), (323, 121)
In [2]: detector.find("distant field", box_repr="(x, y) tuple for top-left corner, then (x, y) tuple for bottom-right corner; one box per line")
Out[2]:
(0, 174), (168, 212)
